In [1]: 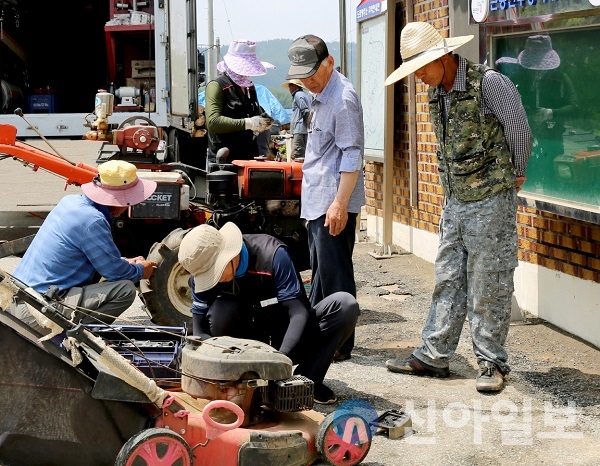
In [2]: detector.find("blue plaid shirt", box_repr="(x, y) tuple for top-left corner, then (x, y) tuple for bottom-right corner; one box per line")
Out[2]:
(301, 70), (365, 221)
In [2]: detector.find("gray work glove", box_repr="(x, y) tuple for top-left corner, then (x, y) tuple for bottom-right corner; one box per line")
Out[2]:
(245, 115), (273, 135)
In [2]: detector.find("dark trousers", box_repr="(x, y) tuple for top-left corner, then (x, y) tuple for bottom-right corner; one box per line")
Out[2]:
(193, 291), (359, 386)
(307, 213), (358, 354)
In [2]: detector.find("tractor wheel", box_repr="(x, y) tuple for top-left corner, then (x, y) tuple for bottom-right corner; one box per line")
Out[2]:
(115, 428), (193, 466)
(316, 411), (372, 466)
(141, 228), (192, 327)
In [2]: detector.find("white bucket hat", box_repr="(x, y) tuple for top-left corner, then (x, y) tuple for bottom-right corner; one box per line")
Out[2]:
(178, 222), (243, 293)
(81, 160), (156, 207)
(385, 22), (473, 86)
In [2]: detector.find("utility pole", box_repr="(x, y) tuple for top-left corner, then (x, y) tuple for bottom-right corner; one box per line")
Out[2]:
(339, 0), (347, 76)
(206, 0), (217, 82)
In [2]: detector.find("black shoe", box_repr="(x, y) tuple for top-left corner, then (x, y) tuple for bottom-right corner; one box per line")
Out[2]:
(476, 361), (505, 392)
(386, 355), (450, 378)
(314, 384), (338, 405)
(333, 351), (351, 362)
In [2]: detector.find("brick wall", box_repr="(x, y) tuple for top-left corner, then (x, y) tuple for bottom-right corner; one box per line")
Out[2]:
(364, 0), (600, 284)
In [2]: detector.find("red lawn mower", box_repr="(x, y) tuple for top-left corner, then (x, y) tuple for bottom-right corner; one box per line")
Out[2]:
(0, 269), (373, 466)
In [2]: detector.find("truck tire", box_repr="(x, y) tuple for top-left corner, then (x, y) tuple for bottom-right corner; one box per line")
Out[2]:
(167, 128), (180, 163)
(141, 228), (192, 328)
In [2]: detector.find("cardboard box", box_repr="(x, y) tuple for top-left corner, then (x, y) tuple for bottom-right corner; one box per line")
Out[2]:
(126, 77), (155, 91)
(131, 60), (155, 78)
(130, 11), (154, 25)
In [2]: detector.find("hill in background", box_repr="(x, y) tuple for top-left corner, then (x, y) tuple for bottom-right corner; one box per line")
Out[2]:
(200, 39), (348, 108)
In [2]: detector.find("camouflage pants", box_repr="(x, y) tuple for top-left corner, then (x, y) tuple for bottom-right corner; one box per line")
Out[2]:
(414, 189), (518, 375)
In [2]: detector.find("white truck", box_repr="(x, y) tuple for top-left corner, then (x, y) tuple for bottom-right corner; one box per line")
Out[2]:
(0, 0), (201, 163)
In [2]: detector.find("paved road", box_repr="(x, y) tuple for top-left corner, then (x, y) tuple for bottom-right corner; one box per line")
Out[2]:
(0, 138), (102, 213)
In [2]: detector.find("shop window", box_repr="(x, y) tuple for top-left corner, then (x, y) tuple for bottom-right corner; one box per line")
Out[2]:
(492, 26), (600, 217)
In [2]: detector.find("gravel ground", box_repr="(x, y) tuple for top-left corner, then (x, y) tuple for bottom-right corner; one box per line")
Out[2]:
(313, 240), (600, 465)
(2, 211), (600, 464)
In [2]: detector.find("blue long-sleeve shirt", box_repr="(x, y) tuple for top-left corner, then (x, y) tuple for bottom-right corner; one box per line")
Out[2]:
(13, 194), (144, 295)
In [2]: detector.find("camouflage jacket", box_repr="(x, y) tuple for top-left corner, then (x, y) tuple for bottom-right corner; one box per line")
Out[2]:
(429, 61), (515, 202)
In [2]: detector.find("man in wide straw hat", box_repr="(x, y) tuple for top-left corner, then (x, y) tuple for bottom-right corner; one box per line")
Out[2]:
(178, 222), (359, 404)
(281, 79), (311, 159)
(384, 22), (532, 392)
(10, 160), (157, 331)
(205, 39), (274, 163)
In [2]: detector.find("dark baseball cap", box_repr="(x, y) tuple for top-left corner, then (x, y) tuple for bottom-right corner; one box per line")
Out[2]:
(286, 34), (330, 79)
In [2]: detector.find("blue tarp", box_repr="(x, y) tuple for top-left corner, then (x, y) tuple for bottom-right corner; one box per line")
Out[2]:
(199, 84), (291, 125)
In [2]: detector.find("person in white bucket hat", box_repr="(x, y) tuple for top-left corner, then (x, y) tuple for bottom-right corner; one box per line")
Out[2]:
(205, 40), (274, 163)
(178, 222), (359, 404)
(384, 22), (532, 393)
(10, 160), (158, 333)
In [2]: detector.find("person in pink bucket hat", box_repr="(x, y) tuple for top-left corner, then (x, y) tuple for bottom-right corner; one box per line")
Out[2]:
(9, 160), (158, 334)
(205, 40), (275, 163)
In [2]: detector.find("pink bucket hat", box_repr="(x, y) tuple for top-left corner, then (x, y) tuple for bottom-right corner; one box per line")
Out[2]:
(220, 40), (274, 77)
(217, 60), (275, 74)
(81, 160), (157, 207)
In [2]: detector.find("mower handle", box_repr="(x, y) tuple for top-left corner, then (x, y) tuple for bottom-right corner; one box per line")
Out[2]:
(202, 400), (245, 440)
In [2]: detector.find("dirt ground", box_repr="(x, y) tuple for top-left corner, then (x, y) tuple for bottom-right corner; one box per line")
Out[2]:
(314, 239), (600, 465)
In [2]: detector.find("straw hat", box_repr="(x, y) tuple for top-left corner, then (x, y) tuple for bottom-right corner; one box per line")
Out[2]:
(517, 35), (560, 70)
(385, 22), (473, 86)
(219, 40), (273, 77)
(178, 222), (243, 293)
(81, 160), (156, 207)
(281, 79), (307, 90)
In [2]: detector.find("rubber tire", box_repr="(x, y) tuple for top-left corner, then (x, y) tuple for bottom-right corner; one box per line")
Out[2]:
(316, 411), (372, 466)
(142, 228), (192, 327)
(167, 128), (180, 163)
(115, 427), (193, 466)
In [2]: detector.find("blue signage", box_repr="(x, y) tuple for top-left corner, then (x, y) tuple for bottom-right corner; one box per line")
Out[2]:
(356, 0), (386, 23)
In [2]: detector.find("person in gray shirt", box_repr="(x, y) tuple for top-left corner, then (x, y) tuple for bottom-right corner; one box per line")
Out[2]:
(282, 79), (311, 159)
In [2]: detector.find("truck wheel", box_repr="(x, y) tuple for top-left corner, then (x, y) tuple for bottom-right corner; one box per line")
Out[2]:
(167, 128), (180, 163)
(141, 228), (192, 327)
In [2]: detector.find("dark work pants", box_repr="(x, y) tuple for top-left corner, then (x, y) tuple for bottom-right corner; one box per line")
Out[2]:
(194, 291), (359, 387)
(307, 213), (358, 355)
